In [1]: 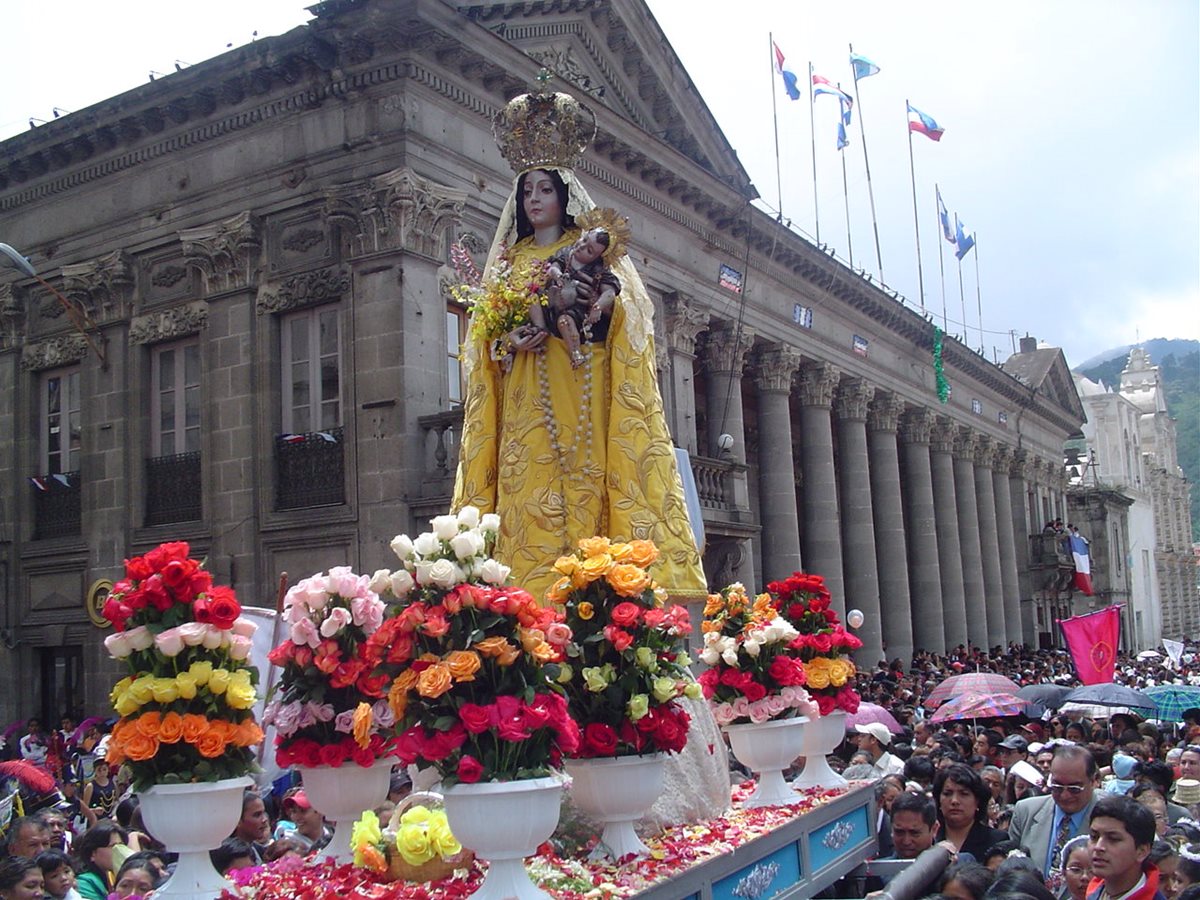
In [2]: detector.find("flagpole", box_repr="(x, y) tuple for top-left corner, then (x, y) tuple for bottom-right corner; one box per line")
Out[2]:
(905, 99), (926, 312)
(974, 236), (984, 353)
(807, 61), (820, 243)
(839, 84), (854, 268)
(956, 215), (967, 342)
(936, 184), (947, 332)
(769, 33), (784, 223)
(849, 43), (883, 281)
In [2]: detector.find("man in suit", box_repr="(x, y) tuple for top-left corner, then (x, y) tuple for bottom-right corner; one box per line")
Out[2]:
(1009, 744), (1098, 893)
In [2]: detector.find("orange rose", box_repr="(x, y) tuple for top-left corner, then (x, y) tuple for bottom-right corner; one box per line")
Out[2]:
(181, 714), (210, 744)
(445, 650), (481, 682)
(579, 553), (612, 583)
(495, 642), (522, 667)
(352, 702), (373, 749)
(233, 720), (264, 747)
(394, 668), (420, 693)
(388, 684), (409, 721)
(703, 594), (724, 617)
(546, 577), (573, 604)
(106, 743), (127, 766)
(518, 628), (545, 653)
(628, 539), (659, 568)
(197, 730), (228, 758)
(608, 542), (633, 563)
(215, 719), (239, 742)
(473, 636), (511, 658)
(531, 641), (558, 664)
(416, 663), (453, 699)
(553, 555), (579, 577)
(158, 712), (184, 744)
(606, 563), (651, 598)
(135, 711), (162, 739)
(701, 619), (723, 634)
(577, 536), (611, 558)
(125, 732), (160, 762)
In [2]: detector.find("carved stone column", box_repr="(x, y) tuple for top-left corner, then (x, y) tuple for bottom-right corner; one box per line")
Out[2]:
(929, 419), (968, 651)
(754, 344), (804, 581)
(799, 362), (846, 614)
(900, 407), (945, 654)
(180, 211), (261, 294)
(975, 437), (1008, 649)
(992, 445), (1023, 647)
(1009, 450), (1035, 610)
(868, 391), (913, 665)
(953, 429), (990, 649)
(662, 293), (709, 454)
(835, 378), (883, 664)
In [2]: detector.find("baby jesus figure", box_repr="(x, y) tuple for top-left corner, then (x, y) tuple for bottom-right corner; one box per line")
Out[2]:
(530, 208), (629, 368)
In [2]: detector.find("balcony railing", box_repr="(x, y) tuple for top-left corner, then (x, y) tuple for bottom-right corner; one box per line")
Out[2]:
(275, 427), (344, 510)
(690, 455), (737, 509)
(32, 471), (81, 539)
(417, 410), (462, 499)
(145, 452), (202, 526)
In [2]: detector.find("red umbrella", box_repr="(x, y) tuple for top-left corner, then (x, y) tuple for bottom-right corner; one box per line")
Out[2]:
(929, 691), (1033, 723)
(924, 672), (1021, 709)
(844, 702), (903, 735)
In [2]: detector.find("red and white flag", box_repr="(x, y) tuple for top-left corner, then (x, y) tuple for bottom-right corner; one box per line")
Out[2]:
(1060, 606), (1120, 685)
(1069, 533), (1093, 596)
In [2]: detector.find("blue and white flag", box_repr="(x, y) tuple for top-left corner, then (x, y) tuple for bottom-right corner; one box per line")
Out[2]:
(937, 188), (955, 244)
(954, 216), (976, 261)
(850, 53), (880, 80)
(773, 41), (801, 101)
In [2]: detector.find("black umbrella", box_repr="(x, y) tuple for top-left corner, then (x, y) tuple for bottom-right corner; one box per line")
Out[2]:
(1063, 683), (1156, 713)
(1017, 684), (1073, 711)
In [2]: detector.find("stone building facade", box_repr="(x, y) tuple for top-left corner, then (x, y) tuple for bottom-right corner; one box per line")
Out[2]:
(0, 0), (1083, 723)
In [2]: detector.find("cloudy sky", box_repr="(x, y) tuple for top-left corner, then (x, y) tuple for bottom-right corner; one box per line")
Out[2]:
(3, 1), (1196, 368)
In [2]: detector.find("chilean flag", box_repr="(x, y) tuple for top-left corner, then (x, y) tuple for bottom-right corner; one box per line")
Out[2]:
(907, 103), (945, 141)
(773, 41), (801, 101)
(1069, 533), (1094, 596)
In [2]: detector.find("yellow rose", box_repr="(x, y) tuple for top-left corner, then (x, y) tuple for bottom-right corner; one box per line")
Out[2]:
(552, 555), (579, 577)
(652, 677), (678, 703)
(683, 682), (703, 700)
(225, 680), (257, 710)
(635, 647), (657, 671)
(208, 668), (232, 695)
(556, 663), (573, 684)
(626, 693), (650, 721)
(188, 660), (214, 686)
(606, 563), (651, 598)
(150, 677), (180, 704)
(627, 539), (659, 568)
(128, 675), (155, 705)
(579, 553), (612, 583)
(174, 671), (198, 700)
(608, 542), (633, 563)
(400, 805), (431, 825)
(396, 822), (433, 866)
(829, 659), (850, 688)
(110, 677), (132, 706)
(114, 692), (141, 717)
(805, 658), (832, 690)
(576, 602), (594, 621)
(582, 666), (610, 693)
(428, 814), (461, 857)
(577, 536), (611, 558)
(546, 577), (573, 604)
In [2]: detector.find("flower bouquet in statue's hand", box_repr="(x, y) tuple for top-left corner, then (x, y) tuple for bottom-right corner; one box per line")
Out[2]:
(698, 582), (818, 727)
(551, 537), (697, 758)
(264, 567), (396, 768)
(371, 507), (580, 786)
(101, 541), (264, 790)
(768, 572), (861, 716)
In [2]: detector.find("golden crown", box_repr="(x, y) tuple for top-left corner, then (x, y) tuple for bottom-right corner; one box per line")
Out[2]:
(493, 88), (597, 174)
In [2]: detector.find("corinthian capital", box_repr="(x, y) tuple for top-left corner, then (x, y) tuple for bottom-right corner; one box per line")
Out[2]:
(974, 435), (996, 468)
(662, 292), (710, 355)
(899, 407), (935, 444)
(835, 377), (874, 421)
(953, 427), (978, 461)
(702, 320), (755, 374)
(181, 211), (261, 294)
(930, 418), (958, 454)
(798, 361), (841, 408)
(868, 390), (905, 433)
(753, 343), (802, 393)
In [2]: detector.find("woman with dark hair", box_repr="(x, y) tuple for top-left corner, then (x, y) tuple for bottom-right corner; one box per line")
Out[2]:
(940, 861), (995, 900)
(983, 867), (1057, 900)
(1170, 846), (1200, 899)
(72, 821), (128, 900)
(0, 858), (44, 900)
(935, 763), (1009, 861)
(109, 858), (157, 899)
(35, 849), (81, 900)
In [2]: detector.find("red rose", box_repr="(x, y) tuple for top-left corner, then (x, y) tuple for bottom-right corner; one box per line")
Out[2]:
(102, 596), (132, 630)
(836, 686), (861, 714)
(189, 569), (213, 598)
(522, 701), (551, 732)
(610, 602), (641, 628)
(395, 727), (424, 765)
(555, 715), (581, 755)
(698, 668), (719, 699)
(635, 706), (661, 733)
(205, 586), (242, 630)
(160, 559), (194, 590)
(617, 720), (646, 752)
(356, 673), (390, 698)
(652, 708), (688, 753)
(424, 724), (467, 762)
(603, 625), (634, 652)
(352, 746), (377, 768)
(141, 577), (172, 612)
(768, 655), (805, 687)
(742, 680), (767, 703)
(267, 642), (295, 666)
(810, 632), (834, 654)
(458, 703), (495, 735)
(582, 722), (618, 757)
(124, 556), (153, 581)
(319, 743), (346, 768)
(815, 693), (836, 717)
(457, 755), (484, 784)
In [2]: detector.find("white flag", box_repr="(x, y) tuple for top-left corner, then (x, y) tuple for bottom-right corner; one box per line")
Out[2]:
(1164, 638), (1185, 668)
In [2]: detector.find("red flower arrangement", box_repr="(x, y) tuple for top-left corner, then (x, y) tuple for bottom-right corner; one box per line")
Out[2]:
(379, 510), (580, 786)
(551, 537), (696, 758)
(767, 572), (861, 716)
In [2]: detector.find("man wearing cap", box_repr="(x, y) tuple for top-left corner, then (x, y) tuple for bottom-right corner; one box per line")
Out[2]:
(998, 734), (1030, 772)
(855, 723), (904, 778)
(281, 790), (333, 853)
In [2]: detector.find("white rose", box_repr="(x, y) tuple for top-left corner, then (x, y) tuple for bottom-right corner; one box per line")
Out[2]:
(154, 628), (184, 657)
(721, 647), (740, 667)
(178, 622), (208, 647)
(427, 558), (463, 589)
(480, 513), (501, 533)
(413, 532), (439, 557)
(431, 515), (459, 541)
(201, 625), (225, 649)
(125, 625), (155, 652)
(390, 534), (415, 561)
(229, 635), (253, 661)
(414, 560), (434, 586)
(449, 531), (481, 561)
(390, 569), (415, 597)
(743, 638), (761, 658)
(478, 558), (510, 585)
(104, 631), (132, 659)
(700, 647), (720, 665)
(230, 618), (257, 638)
(456, 506), (480, 528)
(368, 568), (392, 593)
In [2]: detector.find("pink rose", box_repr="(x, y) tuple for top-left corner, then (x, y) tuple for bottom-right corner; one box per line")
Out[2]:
(319, 606), (352, 638)
(544, 622), (573, 646)
(228, 635), (253, 661)
(731, 696), (751, 718)
(154, 627), (185, 657)
(748, 700), (771, 724)
(125, 625), (155, 652)
(290, 617), (320, 648)
(201, 625), (224, 649)
(231, 617), (258, 638)
(177, 622), (208, 647)
(104, 631), (132, 658)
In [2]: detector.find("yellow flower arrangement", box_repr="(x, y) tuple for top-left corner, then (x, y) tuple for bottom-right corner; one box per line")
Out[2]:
(110, 667), (257, 717)
(452, 256), (548, 345)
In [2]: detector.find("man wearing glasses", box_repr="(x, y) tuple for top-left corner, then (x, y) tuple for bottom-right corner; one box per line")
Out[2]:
(1009, 745), (1098, 895)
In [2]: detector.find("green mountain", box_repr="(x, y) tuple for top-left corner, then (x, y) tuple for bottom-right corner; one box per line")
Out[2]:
(1076, 340), (1200, 540)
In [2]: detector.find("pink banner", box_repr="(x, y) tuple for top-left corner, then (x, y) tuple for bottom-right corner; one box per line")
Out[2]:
(1060, 606), (1120, 685)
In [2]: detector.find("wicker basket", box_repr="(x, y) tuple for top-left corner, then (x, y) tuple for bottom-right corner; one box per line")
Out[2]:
(381, 790), (474, 883)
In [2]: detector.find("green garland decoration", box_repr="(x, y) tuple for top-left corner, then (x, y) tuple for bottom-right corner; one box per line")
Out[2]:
(933, 326), (950, 404)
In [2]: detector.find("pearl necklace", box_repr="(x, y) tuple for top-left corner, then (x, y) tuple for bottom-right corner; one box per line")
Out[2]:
(536, 348), (593, 480)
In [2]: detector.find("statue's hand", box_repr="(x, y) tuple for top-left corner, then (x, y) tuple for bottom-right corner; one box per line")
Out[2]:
(570, 270), (595, 304)
(509, 324), (547, 353)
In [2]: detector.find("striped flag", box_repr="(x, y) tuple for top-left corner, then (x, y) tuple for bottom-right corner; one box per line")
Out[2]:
(773, 41), (801, 101)
(1069, 533), (1094, 596)
(907, 103), (945, 142)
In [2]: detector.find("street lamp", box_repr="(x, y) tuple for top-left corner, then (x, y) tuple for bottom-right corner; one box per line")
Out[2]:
(0, 242), (107, 369)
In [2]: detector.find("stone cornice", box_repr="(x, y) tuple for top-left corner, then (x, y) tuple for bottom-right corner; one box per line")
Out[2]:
(21, 334), (89, 371)
(256, 265), (352, 315)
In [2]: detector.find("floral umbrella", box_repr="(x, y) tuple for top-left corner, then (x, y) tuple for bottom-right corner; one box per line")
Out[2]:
(923, 672), (1021, 710)
(929, 692), (1032, 724)
(844, 702), (903, 735)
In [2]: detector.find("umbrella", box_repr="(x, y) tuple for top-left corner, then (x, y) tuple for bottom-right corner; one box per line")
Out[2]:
(1016, 684), (1073, 711)
(844, 702), (903, 735)
(1063, 683), (1157, 713)
(930, 692), (1033, 724)
(1058, 702), (1140, 720)
(1145, 685), (1200, 722)
(1137, 650), (1163, 661)
(924, 672), (1022, 709)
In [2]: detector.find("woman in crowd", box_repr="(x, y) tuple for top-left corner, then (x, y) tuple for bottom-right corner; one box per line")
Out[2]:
(109, 859), (157, 900)
(1171, 847), (1200, 899)
(935, 764), (1009, 862)
(0, 859), (44, 900)
(940, 861), (995, 900)
(80, 759), (117, 827)
(72, 821), (127, 900)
